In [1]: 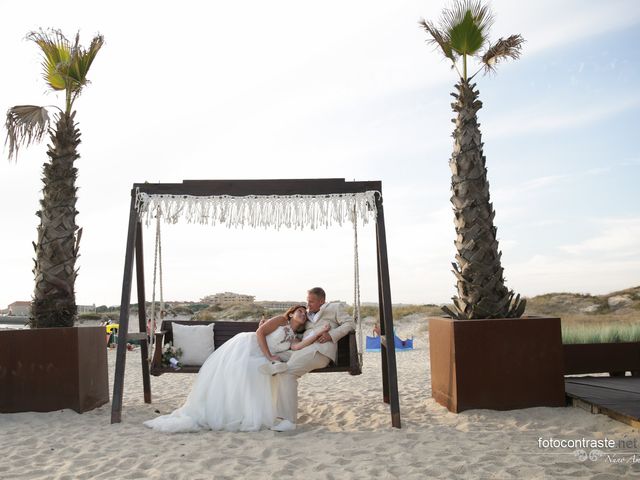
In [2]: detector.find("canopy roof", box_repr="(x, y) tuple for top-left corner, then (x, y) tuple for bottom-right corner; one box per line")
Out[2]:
(134, 179), (381, 230)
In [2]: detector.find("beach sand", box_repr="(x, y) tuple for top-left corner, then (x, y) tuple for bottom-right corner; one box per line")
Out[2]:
(1, 322), (638, 479)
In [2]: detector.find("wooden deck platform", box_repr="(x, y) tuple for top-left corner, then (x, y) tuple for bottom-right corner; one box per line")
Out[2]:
(565, 376), (640, 428)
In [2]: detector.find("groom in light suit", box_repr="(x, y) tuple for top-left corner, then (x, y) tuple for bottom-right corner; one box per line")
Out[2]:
(264, 287), (354, 431)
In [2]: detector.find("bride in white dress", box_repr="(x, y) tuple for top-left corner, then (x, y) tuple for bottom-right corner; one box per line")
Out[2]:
(144, 305), (328, 433)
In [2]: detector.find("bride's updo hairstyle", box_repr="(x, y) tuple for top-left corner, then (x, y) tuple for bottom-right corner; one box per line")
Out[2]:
(285, 305), (307, 332)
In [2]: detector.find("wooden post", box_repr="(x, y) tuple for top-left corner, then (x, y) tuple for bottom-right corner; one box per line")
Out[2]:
(110, 192), (139, 424)
(376, 228), (390, 404)
(135, 221), (152, 404)
(375, 193), (401, 428)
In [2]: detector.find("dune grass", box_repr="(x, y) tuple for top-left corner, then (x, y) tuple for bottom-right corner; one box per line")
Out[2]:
(562, 321), (640, 344)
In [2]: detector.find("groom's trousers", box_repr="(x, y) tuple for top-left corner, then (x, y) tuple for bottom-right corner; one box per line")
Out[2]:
(272, 349), (331, 423)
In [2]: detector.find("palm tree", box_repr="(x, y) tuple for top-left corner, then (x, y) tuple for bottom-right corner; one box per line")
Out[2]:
(420, 1), (526, 319)
(5, 29), (103, 328)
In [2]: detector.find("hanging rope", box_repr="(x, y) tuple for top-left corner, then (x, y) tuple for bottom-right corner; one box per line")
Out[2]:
(149, 206), (164, 362)
(353, 206), (363, 367)
(158, 217), (165, 321)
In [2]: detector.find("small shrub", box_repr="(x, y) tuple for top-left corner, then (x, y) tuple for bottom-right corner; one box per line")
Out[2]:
(190, 303), (210, 313)
(170, 305), (194, 315)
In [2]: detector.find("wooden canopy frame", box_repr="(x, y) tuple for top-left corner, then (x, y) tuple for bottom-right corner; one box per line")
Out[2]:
(110, 178), (401, 428)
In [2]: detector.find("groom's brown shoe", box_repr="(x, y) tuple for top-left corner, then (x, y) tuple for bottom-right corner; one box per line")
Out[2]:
(259, 361), (288, 376)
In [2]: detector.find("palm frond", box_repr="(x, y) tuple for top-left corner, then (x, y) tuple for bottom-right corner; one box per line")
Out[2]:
(68, 33), (105, 89)
(442, 0), (494, 42)
(67, 31), (81, 86)
(27, 29), (71, 91)
(5, 105), (51, 161)
(481, 34), (525, 73)
(26, 29), (104, 113)
(419, 19), (457, 64)
(448, 9), (485, 56)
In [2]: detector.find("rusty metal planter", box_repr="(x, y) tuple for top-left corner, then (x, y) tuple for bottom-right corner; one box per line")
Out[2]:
(563, 342), (640, 376)
(0, 326), (109, 413)
(429, 316), (566, 413)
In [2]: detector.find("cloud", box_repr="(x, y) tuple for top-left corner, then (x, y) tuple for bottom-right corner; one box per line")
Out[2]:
(521, 175), (570, 191)
(509, 254), (640, 297)
(525, 219), (565, 228)
(493, 167), (614, 208)
(505, 217), (640, 296)
(584, 167), (611, 176)
(497, 0), (640, 56)
(484, 96), (640, 139)
(620, 158), (640, 167)
(559, 217), (640, 257)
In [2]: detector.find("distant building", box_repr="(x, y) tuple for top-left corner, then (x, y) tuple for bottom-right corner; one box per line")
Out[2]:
(256, 300), (348, 311)
(255, 301), (304, 311)
(201, 292), (255, 306)
(8, 301), (31, 316)
(6, 301), (96, 316)
(77, 304), (97, 314)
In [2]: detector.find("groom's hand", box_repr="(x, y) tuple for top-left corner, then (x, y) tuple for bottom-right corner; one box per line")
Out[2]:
(318, 332), (332, 343)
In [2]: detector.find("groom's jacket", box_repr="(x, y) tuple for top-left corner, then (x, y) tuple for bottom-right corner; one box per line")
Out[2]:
(302, 301), (354, 362)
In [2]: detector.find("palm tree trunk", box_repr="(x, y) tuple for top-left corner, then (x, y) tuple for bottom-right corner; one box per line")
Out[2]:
(30, 112), (81, 328)
(443, 80), (525, 320)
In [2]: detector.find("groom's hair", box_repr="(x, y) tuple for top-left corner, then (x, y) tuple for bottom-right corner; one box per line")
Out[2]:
(308, 287), (326, 301)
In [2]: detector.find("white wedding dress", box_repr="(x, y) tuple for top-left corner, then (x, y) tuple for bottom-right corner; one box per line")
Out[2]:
(144, 325), (294, 433)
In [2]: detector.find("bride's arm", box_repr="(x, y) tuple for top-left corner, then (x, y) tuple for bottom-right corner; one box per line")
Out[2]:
(290, 324), (330, 351)
(256, 315), (286, 361)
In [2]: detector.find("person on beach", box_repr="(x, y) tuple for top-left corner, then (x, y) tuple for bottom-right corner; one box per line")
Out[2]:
(144, 305), (328, 433)
(259, 287), (354, 432)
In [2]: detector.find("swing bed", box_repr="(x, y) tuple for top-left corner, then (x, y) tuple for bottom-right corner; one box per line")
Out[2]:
(110, 179), (401, 428)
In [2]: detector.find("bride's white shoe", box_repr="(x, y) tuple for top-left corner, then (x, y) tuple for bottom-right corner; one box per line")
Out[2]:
(271, 419), (296, 432)
(259, 361), (288, 376)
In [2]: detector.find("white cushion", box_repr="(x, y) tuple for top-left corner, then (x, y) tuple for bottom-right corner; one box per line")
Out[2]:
(172, 323), (215, 366)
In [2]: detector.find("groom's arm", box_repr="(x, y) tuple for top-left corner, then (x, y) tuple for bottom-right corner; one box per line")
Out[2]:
(327, 303), (355, 343)
(291, 325), (330, 350)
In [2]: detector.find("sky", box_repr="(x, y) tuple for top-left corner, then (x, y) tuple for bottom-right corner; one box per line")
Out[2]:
(0, 0), (639, 308)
